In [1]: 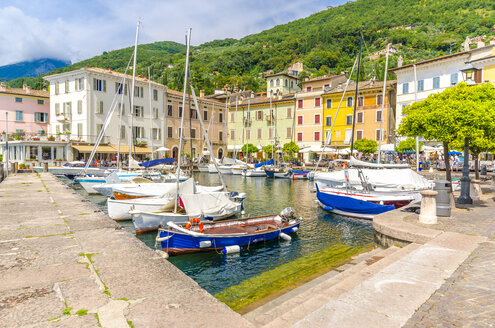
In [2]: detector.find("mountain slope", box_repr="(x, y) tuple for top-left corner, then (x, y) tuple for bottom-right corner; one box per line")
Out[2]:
(7, 0), (495, 93)
(0, 58), (71, 81)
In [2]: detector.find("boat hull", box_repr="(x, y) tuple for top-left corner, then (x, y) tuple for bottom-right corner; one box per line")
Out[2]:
(159, 216), (301, 255)
(107, 197), (174, 221)
(198, 165), (209, 173)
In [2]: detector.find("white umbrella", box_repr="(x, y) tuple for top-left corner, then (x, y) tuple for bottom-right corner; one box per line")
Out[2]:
(154, 146), (170, 152)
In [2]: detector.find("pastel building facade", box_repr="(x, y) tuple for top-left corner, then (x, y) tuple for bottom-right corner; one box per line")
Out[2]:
(294, 75), (347, 155)
(322, 80), (397, 147)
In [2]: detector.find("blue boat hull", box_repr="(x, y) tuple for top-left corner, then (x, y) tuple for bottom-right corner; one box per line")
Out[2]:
(160, 222), (300, 255)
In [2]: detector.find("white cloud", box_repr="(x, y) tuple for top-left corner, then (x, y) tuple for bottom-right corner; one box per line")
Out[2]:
(0, 0), (346, 66)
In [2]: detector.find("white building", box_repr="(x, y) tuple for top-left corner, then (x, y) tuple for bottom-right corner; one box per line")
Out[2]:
(44, 67), (167, 160)
(389, 44), (495, 135)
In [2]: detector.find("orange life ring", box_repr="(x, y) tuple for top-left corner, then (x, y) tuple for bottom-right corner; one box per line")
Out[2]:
(185, 218), (204, 233)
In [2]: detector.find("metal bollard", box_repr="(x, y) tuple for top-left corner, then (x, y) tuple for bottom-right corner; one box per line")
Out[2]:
(419, 190), (438, 224)
(433, 180), (452, 217)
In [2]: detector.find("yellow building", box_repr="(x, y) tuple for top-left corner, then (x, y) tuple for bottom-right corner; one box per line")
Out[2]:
(322, 80), (396, 148)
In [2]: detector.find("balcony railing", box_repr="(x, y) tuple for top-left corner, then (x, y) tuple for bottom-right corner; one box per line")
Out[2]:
(56, 113), (71, 123)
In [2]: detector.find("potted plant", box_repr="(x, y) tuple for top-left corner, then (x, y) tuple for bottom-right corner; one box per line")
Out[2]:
(48, 135), (55, 141)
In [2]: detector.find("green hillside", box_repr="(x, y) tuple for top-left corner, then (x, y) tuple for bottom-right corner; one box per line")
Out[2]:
(8, 0), (495, 94)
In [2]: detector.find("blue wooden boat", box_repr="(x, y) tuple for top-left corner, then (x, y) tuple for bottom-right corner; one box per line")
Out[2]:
(316, 184), (395, 220)
(292, 170), (310, 180)
(157, 208), (301, 255)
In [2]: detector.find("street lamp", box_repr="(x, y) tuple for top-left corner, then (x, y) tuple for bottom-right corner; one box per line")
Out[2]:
(461, 65), (477, 86)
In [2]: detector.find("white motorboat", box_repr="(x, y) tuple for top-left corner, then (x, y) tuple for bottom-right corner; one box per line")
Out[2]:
(218, 165), (233, 175)
(76, 172), (154, 194)
(242, 167), (266, 177)
(108, 196), (175, 221)
(112, 181), (223, 200)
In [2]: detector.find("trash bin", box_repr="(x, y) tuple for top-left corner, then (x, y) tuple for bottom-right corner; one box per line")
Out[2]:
(433, 180), (451, 217)
(481, 165), (487, 175)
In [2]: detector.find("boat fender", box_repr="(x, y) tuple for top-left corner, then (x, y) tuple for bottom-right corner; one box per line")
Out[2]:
(379, 200), (384, 205)
(156, 234), (173, 242)
(204, 216), (214, 221)
(324, 206), (333, 211)
(238, 192), (247, 200)
(279, 232), (291, 241)
(198, 240), (212, 248)
(222, 245), (241, 254)
(290, 227), (299, 233)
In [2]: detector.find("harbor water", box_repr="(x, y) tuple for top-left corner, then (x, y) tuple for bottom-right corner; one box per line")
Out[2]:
(60, 174), (374, 296)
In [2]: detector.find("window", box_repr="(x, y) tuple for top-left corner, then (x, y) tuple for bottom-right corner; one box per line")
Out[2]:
(16, 129), (24, 135)
(326, 99), (332, 109)
(55, 83), (59, 95)
(297, 132), (303, 142)
(376, 110), (383, 122)
(153, 108), (159, 119)
(93, 79), (106, 92)
(314, 131), (320, 141)
(291, 81), (294, 88)
(268, 127), (273, 139)
(178, 106), (183, 117)
(219, 131), (223, 141)
(219, 112), (223, 123)
(376, 129), (382, 141)
(306, 86), (312, 92)
(256, 110), (263, 120)
(257, 128), (262, 139)
(298, 99), (303, 108)
(117, 102), (125, 116)
(15, 97), (22, 103)
(116, 82), (124, 94)
(315, 98), (321, 107)
(152, 128), (161, 140)
(417, 80), (424, 92)
(336, 130), (341, 138)
(167, 105), (173, 116)
(246, 129), (251, 140)
(186, 128), (194, 139)
(450, 73), (458, 86)
(230, 112), (235, 122)
(65, 80), (69, 93)
(77, 123), (83, 138)
(346, 97), (353, 107)
(134, 105), (144, 117)
(356, 130), (363, 140)
(63, 102), (72, 116)
(153, 89), (158, 101)
(15, 110), (23, 121)
(96, 124), (103, 136)
(286, 127), (292, 138)
(326, 116), (332, 126)
(402, 82), (409, 94)
(286, 107), (292, 118)
(96, 101), (104, 114)
(36, 129), (44, 136)
(34, 112), (48, 123)
(357, 96), (364, 107)
(270, 80), (274, 87)
(285, 79), (288, 87)
(55, 103), (60, 115)
(376, 94), (383, 106)
(134, 86), (143, 97)
(297, 116), (303, 125)
(315, 114), (321, 124)
(120, 126), (126, 139)
(78, 100), (83, 114)
(203, 110), (208, 121)
(178, 128), (183, 138)
(37, 99), (44, 105)
(346, 114), (353, 125)
(433, 77), (440, 89)
(76, 78), (84, 91)
(276, 79), (280, 86)
(167, 126), (173, 138)
(357, 111), (363, 123)
(230, 130), (235, 140)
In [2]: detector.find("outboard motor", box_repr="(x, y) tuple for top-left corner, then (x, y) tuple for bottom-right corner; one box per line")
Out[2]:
(280, 207), (295, 220)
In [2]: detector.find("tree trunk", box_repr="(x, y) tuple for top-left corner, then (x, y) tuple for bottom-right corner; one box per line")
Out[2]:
(443, 142), (452, 191)
(474, 153), (479, 180)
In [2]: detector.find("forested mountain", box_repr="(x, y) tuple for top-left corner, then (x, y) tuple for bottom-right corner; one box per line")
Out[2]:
(7, 0), (495, 94)
(0, 58), (70, 81)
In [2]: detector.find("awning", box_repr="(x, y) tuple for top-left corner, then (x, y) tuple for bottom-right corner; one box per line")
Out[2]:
(72, 145), (116, 154)
(227, 145), (242, 151)
(112, 145), (153, 154)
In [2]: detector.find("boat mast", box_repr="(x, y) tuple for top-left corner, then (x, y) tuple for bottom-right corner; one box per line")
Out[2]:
(378, 43), (390, 164)
(128, 21), (141, 168)
(233, 94), (239, 160)
(174, 28), (192, 213)
(188, 67), (193, 174)
(148, 67), (154, 160)
(245, 99), (250, 168)
(270, 91), (274, 163)
(117, 54), (134, 170)
(349, 28), (364, 157)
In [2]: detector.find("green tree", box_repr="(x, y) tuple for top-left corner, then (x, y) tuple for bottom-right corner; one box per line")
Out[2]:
(398, 83), (495, 184)
(395, 138), (423, 153)
(262, 145), (276, 158)
(241, 143), (259, 156)
(282, 142), (300, 159)
(353, 138), (378, 155)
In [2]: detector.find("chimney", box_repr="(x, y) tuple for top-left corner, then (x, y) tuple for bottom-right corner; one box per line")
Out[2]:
(108, 68), (112, 73)
(25, 85), (31, 94)
(0, 82), (6, 92)
(251, 92), (255, 98)
(23, 84), (28, 91)
(477, 38), (485, 48)
(200, 90), (205, 97)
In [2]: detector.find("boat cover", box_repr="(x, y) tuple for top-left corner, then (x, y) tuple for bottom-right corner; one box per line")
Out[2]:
(316, 184), (394, 215)
(255, 159), (274, 168)
(139, 158), (175, 168)
(180, 192), (239, 218)
(316, 168), (431, 190)
(349, 157), (410, 169)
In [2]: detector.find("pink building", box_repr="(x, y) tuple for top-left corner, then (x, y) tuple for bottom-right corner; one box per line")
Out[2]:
(0, 82), (49, 136)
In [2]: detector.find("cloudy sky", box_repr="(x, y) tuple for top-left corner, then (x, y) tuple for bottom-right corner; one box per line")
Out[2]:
(0, 0), (349, 66)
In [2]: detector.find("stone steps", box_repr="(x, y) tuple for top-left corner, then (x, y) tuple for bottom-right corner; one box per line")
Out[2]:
(245, 244), (420, 327)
